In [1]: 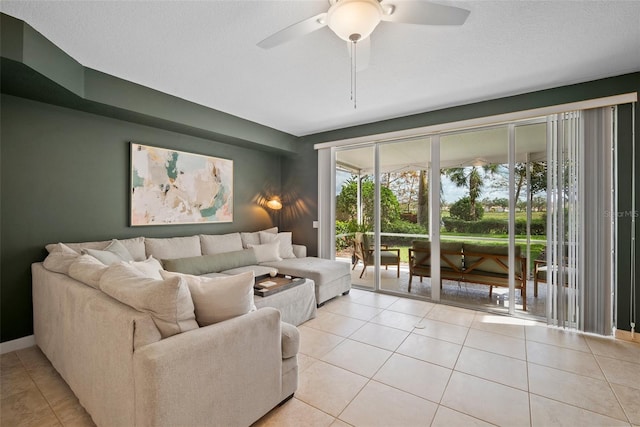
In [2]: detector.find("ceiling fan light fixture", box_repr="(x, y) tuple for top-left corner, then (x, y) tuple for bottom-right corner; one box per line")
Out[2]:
(327, 0), (383, 42)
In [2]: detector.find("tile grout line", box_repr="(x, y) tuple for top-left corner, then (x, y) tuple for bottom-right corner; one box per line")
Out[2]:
(15, 350), (66, 427)
(524, 325), (533, 427)
(590, 348), (634, 425)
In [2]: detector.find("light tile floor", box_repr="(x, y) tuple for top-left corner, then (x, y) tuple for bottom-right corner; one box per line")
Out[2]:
(2, 288), (639, 427)
(347, 261), (548, 319)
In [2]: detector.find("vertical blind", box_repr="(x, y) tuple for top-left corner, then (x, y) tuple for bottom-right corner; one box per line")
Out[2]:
(546, 108), (614, 333)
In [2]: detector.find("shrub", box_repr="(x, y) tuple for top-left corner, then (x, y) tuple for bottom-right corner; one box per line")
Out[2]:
(442, 217), (546, 235)
(382, 220), (428, 246)
(449, 197), (484, 221)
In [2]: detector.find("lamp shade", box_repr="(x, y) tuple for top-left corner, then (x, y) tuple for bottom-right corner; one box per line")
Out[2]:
(266, 198), (283, 210)
(327, 0), (383, 42)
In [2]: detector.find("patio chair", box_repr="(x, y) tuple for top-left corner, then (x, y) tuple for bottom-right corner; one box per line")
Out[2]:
(352, 232), (401, 279)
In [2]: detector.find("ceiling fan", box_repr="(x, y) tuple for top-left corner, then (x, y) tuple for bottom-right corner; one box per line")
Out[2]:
(257, 0), (470, 107)
(258, 0), (470, 51)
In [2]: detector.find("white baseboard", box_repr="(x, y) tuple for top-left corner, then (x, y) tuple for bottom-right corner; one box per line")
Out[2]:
(0, 335), (36, 354)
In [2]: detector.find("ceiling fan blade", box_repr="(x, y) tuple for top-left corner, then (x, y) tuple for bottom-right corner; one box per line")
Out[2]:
(347, 37), (371, 72)
(257, 13), (328, 49)
(380, 1), (470, 26)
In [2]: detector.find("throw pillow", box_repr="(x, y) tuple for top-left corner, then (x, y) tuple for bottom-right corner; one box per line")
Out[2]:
(42, 243), (80, 274)
(240, 227), (278, 248)
(68, 254), (108, 289)
(161, 270), (256, 326)
(100, 262), (199, 338)
(259, 231), (296, 259)
(199, 233), (243, 255)
(247, 241), (282, 263)
(45, 237), (146, 261)
(82, 239), (134, 264)
(129, 256), (164, 280)
(162, 249), (258, 276)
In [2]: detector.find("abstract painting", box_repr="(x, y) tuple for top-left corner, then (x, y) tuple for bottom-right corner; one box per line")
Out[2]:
(130, 143), (233, 225)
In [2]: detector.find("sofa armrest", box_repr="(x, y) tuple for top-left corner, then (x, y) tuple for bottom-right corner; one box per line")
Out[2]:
(133, 308), (284, 427)
(292, 244), (307, 258)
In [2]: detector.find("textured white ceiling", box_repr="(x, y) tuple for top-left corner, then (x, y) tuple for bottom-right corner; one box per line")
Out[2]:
(1, 1), (639, 137)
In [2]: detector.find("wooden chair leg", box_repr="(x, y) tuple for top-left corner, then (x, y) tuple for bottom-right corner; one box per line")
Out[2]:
(360, 264), (367, 278)
(489, 286), (493, 297)
(396, 261), (400, 278)
(408, 273), (412, 292)
(522, 281), (527, 311)
(534, 276), (538, 297)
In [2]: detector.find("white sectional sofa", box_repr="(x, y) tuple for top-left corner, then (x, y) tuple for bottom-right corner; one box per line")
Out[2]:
(32, 230), (351, 427)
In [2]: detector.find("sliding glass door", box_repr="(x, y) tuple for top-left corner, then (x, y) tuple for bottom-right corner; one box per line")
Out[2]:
(378, 138), (431, 296)
(335, 145), (375, 289)
(439, 126), (514, 313)
(321, 106), (617, 331)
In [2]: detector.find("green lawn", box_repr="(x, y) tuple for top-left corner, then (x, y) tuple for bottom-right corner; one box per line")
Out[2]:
(342, 209), (548, 270)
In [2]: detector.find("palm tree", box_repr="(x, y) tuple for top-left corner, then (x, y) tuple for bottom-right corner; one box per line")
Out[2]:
(444, 165), (498, 220)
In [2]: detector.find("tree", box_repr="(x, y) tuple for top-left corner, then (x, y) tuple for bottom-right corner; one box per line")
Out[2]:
(514, 161), (547, 202)
(335, 176), (401, 230)
(449, 197), (484, 221)
(532, 196), (547, 211)
(490, 197), (509, 208)
(383, 171), (419, 213)
(444, 165), (498, 220)
(417, 170), (429, 228)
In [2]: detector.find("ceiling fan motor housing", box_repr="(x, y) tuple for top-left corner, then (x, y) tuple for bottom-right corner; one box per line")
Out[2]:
(327, 0), (383, 42)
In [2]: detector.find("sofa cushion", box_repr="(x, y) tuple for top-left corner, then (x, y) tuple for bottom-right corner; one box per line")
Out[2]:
(411, 240), (463, 270)
(145, 235), (201, 260)
(199, 233), (243, 255)
(129, 256), (164, 279)
(82, 239), (134, 264)
(280, 322), (300, 359)
(463, 244), (522, 276)
(221, 265), (276, 277)
(161, 270), (256, 326)
(100, 262), (199, 338)
(261, 257), (350, 286)
(162, 249), (258, 275)
(248, 242), (282, 263)
(259, 231), (296, 259)
(68, 254), (108, 289)
(46, 237), (146, 261)
(43, 243), (80, 274)
(240, 227), (277, 248)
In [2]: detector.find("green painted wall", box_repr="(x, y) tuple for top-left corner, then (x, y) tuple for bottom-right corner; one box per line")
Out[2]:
(615, 103), (639, 333)
(0, 95), (281, 342)
(280, 141), (319, 256)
